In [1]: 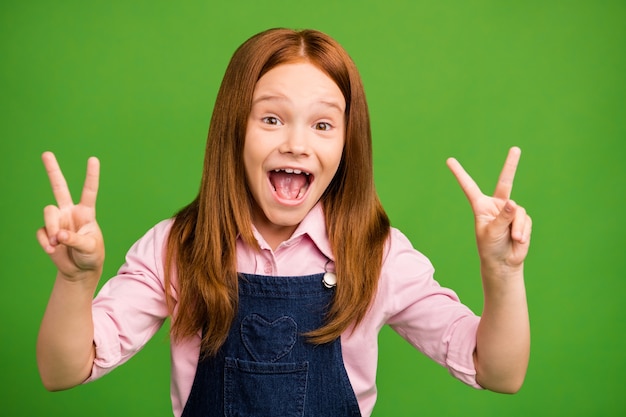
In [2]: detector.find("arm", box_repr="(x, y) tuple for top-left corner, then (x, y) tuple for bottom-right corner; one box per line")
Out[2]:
(36, 152), (104, 391)
(447, 147), (532, 393)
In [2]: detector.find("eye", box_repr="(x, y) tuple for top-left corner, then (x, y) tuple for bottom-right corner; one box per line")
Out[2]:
(262, 116), (282, 126)
(314, 122), (332, 131)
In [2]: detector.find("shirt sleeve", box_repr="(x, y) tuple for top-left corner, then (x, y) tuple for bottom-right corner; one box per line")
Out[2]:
(382, 228), (483, 388)
(85, 220), (173, 382)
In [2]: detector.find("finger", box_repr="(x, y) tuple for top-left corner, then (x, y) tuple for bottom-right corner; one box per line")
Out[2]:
(514, 212), (532, 245)
(522, 214), (533, 244)
(446, 157), (484, 205)
(43, 205), (62, 246)
(493, 146), (521, 200)
(79, 157), (100, 208)
(37, 227), (57, 254)
(42, 152), (74, 208)
(510, 203), (527, 243)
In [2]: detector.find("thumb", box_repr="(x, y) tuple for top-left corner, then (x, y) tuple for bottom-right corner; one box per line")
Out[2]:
(56, 229), (99, 255)
(489, 200), (518, 235)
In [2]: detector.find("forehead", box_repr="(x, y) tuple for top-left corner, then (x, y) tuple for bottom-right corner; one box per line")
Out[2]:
(252, 62), (346, 112)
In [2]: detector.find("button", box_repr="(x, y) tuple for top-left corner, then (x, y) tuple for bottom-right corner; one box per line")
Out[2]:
(322, 272), (337, 288)
(263, 262), (272, 274)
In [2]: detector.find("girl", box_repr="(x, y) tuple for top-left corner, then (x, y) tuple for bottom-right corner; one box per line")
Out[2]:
(37, 28), (531, 416)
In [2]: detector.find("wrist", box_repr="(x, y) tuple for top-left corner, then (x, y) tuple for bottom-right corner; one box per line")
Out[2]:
(480, 258), (524, 278)
(480, 261), (525, 294)
(56, 269), (101, 291)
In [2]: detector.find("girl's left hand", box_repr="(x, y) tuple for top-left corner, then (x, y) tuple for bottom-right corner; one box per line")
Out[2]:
(446, 147), (532, 270)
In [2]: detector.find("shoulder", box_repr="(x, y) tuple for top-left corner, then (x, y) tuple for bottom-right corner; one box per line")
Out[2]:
(150, 218), (175, 242)
(142, 218), (175, 242)
(121, 218), (175, 277)
(381, 227), (434, 274)
(374, 227), (438, 310)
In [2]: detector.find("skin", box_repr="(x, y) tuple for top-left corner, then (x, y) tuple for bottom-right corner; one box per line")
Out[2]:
(244, 62), (346, 250)
(36, 66), (531, 394)
(447, 146), (531, 393)
(36, 152), (101, 390)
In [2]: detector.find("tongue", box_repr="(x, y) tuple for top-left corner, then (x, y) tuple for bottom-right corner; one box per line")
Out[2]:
(270, 171), (308, 200)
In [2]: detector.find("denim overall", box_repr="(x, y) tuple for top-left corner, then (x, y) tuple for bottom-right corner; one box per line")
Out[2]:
(180, 273), (362, 417)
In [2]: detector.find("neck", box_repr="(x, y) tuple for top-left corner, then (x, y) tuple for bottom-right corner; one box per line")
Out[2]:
(253, 221), (297, 251)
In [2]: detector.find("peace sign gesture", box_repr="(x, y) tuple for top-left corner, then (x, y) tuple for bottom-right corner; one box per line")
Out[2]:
(448, 147), (532, 392)
(36, 152), (105, 280)
(447, 147), (532, 270)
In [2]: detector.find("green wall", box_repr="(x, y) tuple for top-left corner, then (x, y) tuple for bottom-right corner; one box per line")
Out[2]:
(1, 0), (624, 416)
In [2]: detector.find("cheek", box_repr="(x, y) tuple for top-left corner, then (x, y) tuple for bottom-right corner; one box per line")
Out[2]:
(243, 127), (272, 166)
(327, 142), (345, 183)
(243, 136), (262, 173)
(326, 141), (345, 172)
(242, 148), (252, 178)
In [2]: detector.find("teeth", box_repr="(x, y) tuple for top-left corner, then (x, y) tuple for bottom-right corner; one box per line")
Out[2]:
(273, 168), (310, 175)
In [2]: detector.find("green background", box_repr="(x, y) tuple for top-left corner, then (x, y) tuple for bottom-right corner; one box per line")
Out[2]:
(1, 0), (624, 416)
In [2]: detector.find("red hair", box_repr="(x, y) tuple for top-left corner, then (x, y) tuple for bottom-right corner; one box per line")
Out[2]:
(165, 28), (390, 355)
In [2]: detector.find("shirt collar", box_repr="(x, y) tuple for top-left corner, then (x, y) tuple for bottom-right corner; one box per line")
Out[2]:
(290, 202), (334, 261)
(247, 202), (334, 261)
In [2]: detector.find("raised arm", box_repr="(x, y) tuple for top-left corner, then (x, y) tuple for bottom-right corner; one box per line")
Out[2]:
(36, 152), (104, 391)
(447, 147), (532, 393)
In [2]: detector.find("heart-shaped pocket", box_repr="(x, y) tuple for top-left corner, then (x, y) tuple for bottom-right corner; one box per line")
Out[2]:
(240, 313), (297, 363)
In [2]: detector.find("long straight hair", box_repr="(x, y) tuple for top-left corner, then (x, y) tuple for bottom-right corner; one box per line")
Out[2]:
(165, 28), (390, 356)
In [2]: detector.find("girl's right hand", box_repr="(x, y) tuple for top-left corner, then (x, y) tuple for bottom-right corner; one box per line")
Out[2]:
(36, 152), (105, 281)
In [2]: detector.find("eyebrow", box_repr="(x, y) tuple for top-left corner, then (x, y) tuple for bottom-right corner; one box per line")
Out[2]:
(251, 94), (345, 113)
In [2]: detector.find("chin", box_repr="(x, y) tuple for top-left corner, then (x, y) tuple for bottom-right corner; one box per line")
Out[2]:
(267, 209), (308, 227)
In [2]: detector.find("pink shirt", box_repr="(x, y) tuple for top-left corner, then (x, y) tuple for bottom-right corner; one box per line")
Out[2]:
(87, 204), (481, 416)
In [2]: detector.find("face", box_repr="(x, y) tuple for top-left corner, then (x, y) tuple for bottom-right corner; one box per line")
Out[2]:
(244, 62), (346, 247)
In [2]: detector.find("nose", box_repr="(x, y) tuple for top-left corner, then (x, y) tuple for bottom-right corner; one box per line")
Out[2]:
(279, 125), (309, 157)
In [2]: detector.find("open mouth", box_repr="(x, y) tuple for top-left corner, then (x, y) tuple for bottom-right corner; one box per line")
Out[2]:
(268, 168), (312, 200)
